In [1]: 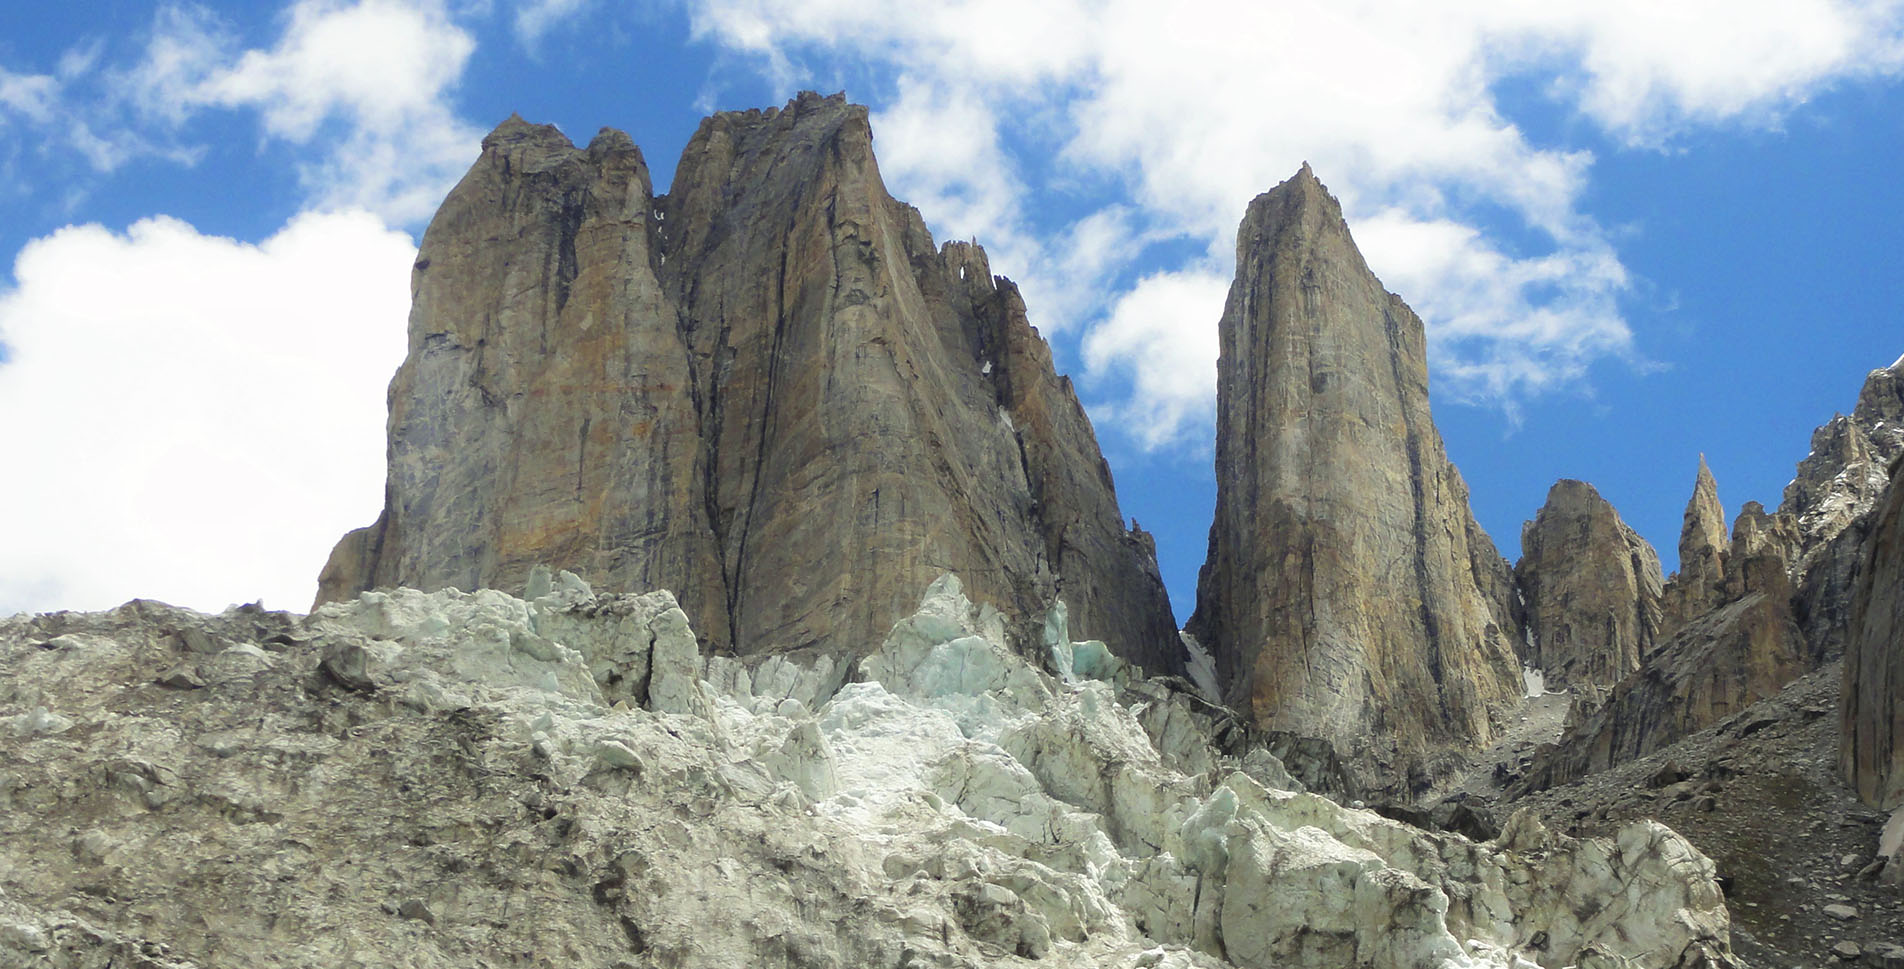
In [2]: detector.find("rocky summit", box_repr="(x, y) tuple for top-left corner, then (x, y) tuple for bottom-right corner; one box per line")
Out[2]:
(1515, 479), (1663, 693)
(1187, 166), (1523, 789)
(316, 92), (1178, 675)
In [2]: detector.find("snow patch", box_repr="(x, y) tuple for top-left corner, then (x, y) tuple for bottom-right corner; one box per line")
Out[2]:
(1179, 630), (1222, 704)
(1522, 665), (1546, 699)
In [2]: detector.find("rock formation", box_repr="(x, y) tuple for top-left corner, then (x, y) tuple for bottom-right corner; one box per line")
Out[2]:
(1515, 480), (1663, 691)
(1515, 563), (1806, 791)
(0, 575), (1739, 969)
(1508, 363), (1904, 794)
(1782, 361), (1904, 659)
(1519, 485), (1810, 791)
(1842, 453), (1904, 810)
(1660, 457), (1729, 635)
(316, 93), (1179, 673)
(1783, 362), (1904, 551)
(1186, 166), (1523, 785)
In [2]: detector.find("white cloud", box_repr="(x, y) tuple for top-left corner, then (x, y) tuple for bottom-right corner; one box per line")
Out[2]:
(0, 68), (59, 124)
(1082, 268), (1229, 449)
(515, 0), (593, 48)
(132, 0), (483, 223)
(686, 0), (1904, 447)
(0, 211), (412, 615)
(1500, 0), (1904, 143)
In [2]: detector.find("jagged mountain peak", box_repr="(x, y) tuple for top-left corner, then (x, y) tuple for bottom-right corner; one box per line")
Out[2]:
(317, 94), (1180, 677)
(1515, 477), (1662, 692)
(1190, 159), (1523, 791)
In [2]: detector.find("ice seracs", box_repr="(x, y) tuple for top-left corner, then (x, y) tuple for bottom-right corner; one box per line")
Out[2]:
(0, 571), (1740, 968)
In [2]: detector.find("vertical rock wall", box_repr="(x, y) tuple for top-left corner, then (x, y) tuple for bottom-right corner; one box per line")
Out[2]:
(1187, 166), (1523, 778)
(318, 93), (1179, 672)
(1515, 479), (1663, 691)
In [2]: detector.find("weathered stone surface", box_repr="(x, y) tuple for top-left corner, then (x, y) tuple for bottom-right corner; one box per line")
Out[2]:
(1515, 480), (1663, 691)
(1841, 453), (1904, 810)
(317, 93), (1178, 673)
(1784, 363), (1904, 552)
(1187, 165), (1523, 785)
(1661, 457), (1730, 636)
(1785, 362), (1904, 660)
(0, 579), (1739, 969)
(1515, 557), (1806, 791)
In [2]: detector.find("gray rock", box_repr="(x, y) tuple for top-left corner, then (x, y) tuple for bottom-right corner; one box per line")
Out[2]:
(1866, 942), (1904, 969)
(315, 93), (1178, 675)
(1822, 903), (1859, 920)
(1516, 479), (1664, 691)
(1186, 165), (1522, 791)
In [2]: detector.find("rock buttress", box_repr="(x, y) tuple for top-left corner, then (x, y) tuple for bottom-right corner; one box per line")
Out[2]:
(1186, 165), (1523, 782)
(318, 94), (1179, 672)
(317, 117), (728, 641)
(1515, 479), (1663, 691)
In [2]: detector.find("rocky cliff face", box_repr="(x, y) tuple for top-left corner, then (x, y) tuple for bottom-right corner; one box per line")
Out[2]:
(1515, 480), (1663, 691)
(317, 93), (1178, 673)
(1507, 365), (1904, 794)
(1515, 560), (1806, 791)
(0, 576), (1739, 969)
(1186, 166), (1523, 784)
(1783, 361), (1904, 659)
(1842, 453), (1904, 810)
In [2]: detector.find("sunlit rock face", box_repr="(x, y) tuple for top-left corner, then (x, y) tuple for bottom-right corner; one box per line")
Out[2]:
(0, 574), (1737, 968)
(317, 92), (1179, 675)
(1186, 165), (1524, 788)
(1515, 479), (1663, 692)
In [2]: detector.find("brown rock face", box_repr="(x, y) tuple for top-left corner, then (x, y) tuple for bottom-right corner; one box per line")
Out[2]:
(1660, 457), (1729, 635)
(1517, 553), (1806, 792)
(1515, 480), (1663, 691)
(318, 94), (1179, 672)
(1842, 453), (1904, 810)
(1186, 166), (1523, 779)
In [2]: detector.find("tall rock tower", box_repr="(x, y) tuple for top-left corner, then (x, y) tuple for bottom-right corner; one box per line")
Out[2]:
(318, 93), (1180, 672)
(1187, 166), (1523, 780)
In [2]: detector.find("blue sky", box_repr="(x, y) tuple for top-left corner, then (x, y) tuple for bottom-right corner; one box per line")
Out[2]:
(1, 0), (1900, 623)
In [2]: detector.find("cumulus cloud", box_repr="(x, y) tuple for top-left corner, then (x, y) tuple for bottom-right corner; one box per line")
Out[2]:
(130, 0), (483, 222)
(1082, 268), (1230, 448)
(686, 0), (1904, 447)
(0, 211), (412, 615)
